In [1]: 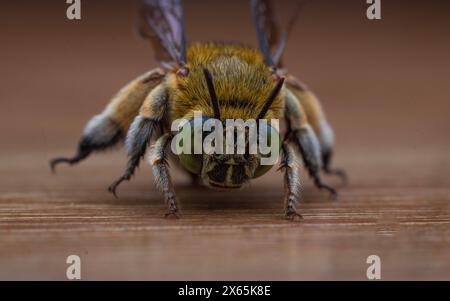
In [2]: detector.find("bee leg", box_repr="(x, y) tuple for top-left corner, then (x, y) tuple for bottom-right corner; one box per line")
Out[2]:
(108, 83), (168, 197)
(293, 126), (337, 199)
(50, 117), (123, 172)
(280, 143), (302, 221)
(286, 78), (348, 186)
(322, 149), (348, 185)
(284, 88), (338, 199)
(312, 110), (347, 185)
(108, 116), (158, 197)
(149, 133), (180, 218)
(50, 68), (165, 173)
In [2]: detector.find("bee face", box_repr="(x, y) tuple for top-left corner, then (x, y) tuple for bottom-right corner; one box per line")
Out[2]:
(172, 66), (283, 189)
(175, 116), (280, 189)
(202, 154), (259, 189)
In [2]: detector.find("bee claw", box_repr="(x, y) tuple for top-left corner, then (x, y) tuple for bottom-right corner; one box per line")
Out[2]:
(330, 190), (339, 201)
(324, 187), (338, 201)
(329, 169), (348, 186)
(285, 211), (303, 221)
(108, 185), (118, 198)
(276, 164), (286, 172)
(49, 162), (57, 174)
(49, 157), (70, 174)
(313, 177), (338, 201)
(165, 210), (181, 219)
(108, 175), (129, 198)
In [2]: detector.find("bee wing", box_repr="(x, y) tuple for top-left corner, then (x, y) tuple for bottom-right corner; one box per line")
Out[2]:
(138, 0), (186, 66)
(250, 0), (304, 68)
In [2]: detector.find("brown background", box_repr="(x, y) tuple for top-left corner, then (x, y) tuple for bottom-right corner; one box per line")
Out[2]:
(1, 0), (450, 280)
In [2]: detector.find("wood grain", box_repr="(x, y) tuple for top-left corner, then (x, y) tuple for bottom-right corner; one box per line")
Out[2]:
(1, 147), (449, 280)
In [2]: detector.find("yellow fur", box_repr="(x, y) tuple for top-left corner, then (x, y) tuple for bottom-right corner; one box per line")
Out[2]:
(287, 83), (327, 138)
(167, 43), (284, 121)
(108, 68), (165, 132)
(284, 88), (309, 129)
(139, 83), (168, 119)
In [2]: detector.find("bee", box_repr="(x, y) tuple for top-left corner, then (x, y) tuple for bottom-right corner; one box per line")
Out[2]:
(50, 0), (346, 219)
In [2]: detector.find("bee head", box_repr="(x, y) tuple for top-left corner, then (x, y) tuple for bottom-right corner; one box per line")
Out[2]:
(175, 116), (280, 189)
(174, 68), (283, 189)
(201, 125), (279, 189)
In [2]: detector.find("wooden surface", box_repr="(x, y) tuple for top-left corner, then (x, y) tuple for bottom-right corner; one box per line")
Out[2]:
(1, 0), (450, 280)
(1, 148), (450, 280)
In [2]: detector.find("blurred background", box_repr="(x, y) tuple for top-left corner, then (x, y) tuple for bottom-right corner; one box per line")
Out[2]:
(0, 0), (450, 280)
(1, 0), (450, 184)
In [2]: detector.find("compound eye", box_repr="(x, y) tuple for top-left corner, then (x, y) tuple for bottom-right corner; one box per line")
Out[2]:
(253, 122), (281, 178)
(174, 116), (209, 175)
(178, 152), (203, 175)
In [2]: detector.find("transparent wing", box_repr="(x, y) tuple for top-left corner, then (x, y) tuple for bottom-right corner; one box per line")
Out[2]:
(138, 0), (186, 65)
(250, 0), (304, 68)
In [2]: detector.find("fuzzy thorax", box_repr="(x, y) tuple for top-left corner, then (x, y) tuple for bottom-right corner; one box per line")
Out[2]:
(166, 43), (284, 122)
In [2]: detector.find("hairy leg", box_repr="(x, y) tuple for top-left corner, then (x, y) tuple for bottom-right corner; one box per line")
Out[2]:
(280, 143), (302, 220)
(50, 117), (123, 172)
(322, 148), (348, 185)
(50, 68), (165, 172)
(284, 88), (337, 198)
(148, 133), (180, 218)
(294, 125), (337, 198)
(108, 83), (168, 196)
(108, 116), (157, 196)
(286, 77), (347, 184)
